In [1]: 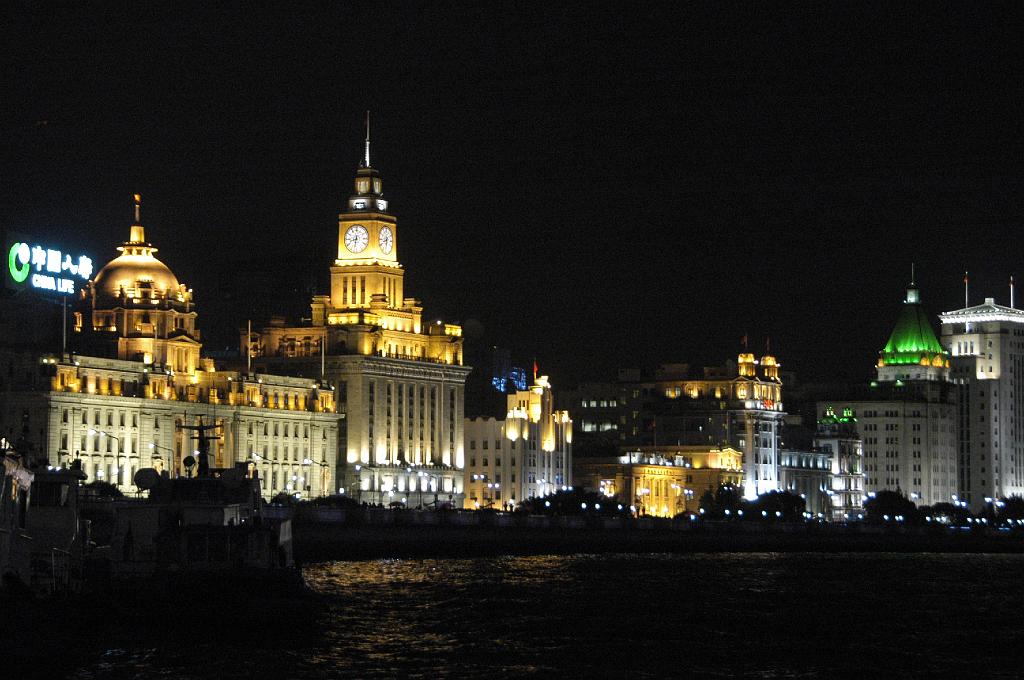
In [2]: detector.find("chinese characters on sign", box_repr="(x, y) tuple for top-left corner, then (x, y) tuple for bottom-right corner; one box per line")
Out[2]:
(7, 240), (93, 295)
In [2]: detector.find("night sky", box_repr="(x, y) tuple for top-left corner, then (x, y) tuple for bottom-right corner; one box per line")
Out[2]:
(5, 4), (1024, 388)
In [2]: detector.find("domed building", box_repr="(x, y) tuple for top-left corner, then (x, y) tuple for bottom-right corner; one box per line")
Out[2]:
(0, 195), (343, 499)
(876, 283), (950, 382)
(820, 278), (957, 507)
(75, 196), (200, 372)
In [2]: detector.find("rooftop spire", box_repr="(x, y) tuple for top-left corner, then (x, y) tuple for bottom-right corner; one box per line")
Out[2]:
(128, 194), (147, 245)
(905, 265), (920, 304)
(362, 110), (371, 168)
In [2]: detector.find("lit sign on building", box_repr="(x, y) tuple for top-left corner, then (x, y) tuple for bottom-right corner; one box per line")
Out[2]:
(6, 238), (93, 296)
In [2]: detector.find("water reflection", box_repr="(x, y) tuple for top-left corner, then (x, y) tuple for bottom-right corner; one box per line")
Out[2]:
(59, 553), (1024, 678)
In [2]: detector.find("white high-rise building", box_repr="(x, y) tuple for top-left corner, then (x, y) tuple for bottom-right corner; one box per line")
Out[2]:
(940, 294), (1024, 510)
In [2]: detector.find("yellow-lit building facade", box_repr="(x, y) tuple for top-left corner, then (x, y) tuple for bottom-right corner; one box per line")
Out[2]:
(619, 354), (785, 499)
(0, 199), (343, 499)
(247, 140), (471, 506)
(463, 375), (573, 509)
(575, 446), (743, 517)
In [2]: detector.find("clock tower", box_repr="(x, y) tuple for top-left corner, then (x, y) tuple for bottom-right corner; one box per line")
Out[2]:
(330, 120), (403, 311)
(249, 118), (470, 508)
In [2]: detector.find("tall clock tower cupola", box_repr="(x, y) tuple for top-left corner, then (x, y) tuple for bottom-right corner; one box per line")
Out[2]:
(344, 113), (389, 215)
(331, 114), (403, 313)
(336, 113), (398, 267)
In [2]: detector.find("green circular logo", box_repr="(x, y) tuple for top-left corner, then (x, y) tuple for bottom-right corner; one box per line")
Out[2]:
(8, 242), (30, 283)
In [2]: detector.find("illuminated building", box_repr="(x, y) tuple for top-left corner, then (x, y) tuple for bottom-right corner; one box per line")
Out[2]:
(778, 407), (864, 518)
(575, 446), (743, 517)
(777, 448), (831, 516)
(0, 197), (342, 498)
(247, 129), (471, 506)
(940, 290), (1024, 509)
(618, 354), (785, 499)
(74, 201), (198, 370)
(463, 375), (572, 509)
(823, 281), (956, 507)
(814, 406), (864, 519)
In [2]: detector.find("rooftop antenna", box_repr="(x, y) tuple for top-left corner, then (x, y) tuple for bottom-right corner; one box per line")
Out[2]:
(176, 415), (223, 478)
(363, 110), (371, 168)
(1012, 275), (1016, 309)
(964, 271), (969, 308)
(910, 262), (915, 285)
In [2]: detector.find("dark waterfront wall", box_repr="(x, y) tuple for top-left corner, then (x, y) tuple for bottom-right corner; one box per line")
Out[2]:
(293, 516), (1024, 562)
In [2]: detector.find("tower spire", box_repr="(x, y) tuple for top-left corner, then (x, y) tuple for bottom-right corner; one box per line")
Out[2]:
(128, 194), (147, 245)
(363, 110), (371, 168)
(910, 262), (915, 286)
(1011, 275), (1016, 309)
(964, 271), (969, 308)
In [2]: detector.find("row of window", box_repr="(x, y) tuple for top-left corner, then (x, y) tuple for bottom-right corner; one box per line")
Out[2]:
(62, 408), (138, 428)
(580, 399), (618, 408)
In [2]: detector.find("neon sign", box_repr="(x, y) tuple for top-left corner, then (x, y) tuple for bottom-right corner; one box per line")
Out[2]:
(6, 239), (93, 296)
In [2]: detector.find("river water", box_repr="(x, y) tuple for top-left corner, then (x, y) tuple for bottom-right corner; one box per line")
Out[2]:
(44, 553), (1024, 677)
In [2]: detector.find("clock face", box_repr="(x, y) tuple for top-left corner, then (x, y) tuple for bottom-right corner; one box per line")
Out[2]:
(378, 226), (394, 254)
(344, 225), (369, 253)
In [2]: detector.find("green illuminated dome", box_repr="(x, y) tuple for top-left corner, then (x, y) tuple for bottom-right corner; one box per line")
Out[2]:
(878, 284), (948, 368)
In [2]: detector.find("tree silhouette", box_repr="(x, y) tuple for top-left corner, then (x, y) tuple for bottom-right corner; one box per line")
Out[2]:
(863, 490), (918, 524)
